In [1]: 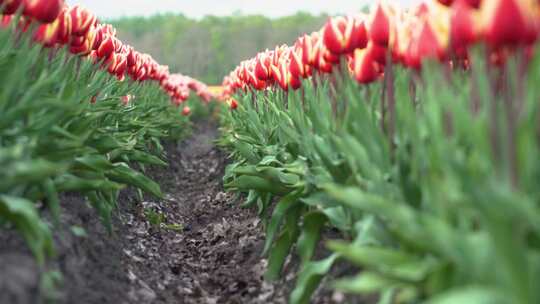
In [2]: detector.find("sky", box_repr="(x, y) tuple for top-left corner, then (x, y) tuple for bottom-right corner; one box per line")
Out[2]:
(65, 0), (423, 19)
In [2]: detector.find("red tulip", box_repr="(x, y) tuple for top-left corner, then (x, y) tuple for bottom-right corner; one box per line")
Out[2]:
(1, 15), (13, 28)
(289, 46), (308, 79)
(369, 2), (391, 47)
(323, 16), (355, 55)
(450, 0), (479, 56)
(301, 33), (320, 67)
(248, 69), (267, 90)
(350, 49), (379, 84)
(438, 0), (454, 5)
(350, 15), (369, 50)
(230, 98), (238, 110)
(289, 75), (302, 90)
(254, 52), (271, 81)
(407, 19), (447, 69)
(270, 62), (290, 91)
(55, 6), (71, 44)
(182, 106), (191, 116)
(1, 0), (22, 15)
(23, 0), (63, 23)
(69, 5), (97, 36)
(121, 94), (132, 106)
(481, 0), (538, 48)
(97, 35), (118, 59)
(33, 21), (59, 46)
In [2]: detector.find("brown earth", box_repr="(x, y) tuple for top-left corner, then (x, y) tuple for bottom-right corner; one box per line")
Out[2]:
(0, 120), (364, 304)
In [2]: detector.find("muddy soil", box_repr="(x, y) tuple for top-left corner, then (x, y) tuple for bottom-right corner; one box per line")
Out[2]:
(0, 120), (360, 304)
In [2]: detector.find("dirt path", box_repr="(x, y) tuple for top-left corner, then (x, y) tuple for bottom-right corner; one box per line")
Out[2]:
(117, 121), (290, 304)
(0, 120), (343, 304)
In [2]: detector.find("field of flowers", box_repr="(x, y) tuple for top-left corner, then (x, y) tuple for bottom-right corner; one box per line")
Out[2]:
(220, 0), (540, 303)
(3, 0), (540, 303)
(0, 1), (211, 266)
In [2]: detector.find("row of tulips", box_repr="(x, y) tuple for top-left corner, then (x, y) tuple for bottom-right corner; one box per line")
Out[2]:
(222, 0), (539, 96)
(0, 1), (212, 292)
(220, 0), (540, 304)
(1, 0), (213, 107)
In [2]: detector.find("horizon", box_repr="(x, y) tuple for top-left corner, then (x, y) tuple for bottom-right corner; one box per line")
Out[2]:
(65, 0), (423, 19)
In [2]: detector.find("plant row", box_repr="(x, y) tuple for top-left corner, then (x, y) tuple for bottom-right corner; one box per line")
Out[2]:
(220, 1), (540, 303)
(0, 1), (211, 268)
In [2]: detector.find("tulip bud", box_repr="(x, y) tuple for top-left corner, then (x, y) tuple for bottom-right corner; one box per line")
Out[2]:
(369, 2), (391, 47)
(1, 15), (13, 28)
(121, 95), (132, 106)
(450, 0), (479, 56)
(182, 106), (191, 116)
(481, 0), (538, 48)
(323, 16), (354, 55)
(1, 0), (22, 15)
(407, 18), (447, 69)
(289, 47), (307, 79)
(350, 49), (379, 84)
(69, 5), (97, 36)
(33, 20), (59, 46)
(97, 35), (117, 58)
(301, 33), (320, 66)
(270, 62), (290, 91)
(229, 98), (238, 110)
(23, 0), (63, 24)
(289, 75), (302, 90)
(350, 15), (369, 50)
(55, 6), (71, 44)
(254, 52), (271, 81)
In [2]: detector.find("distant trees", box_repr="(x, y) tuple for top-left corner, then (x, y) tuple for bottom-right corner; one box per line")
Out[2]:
(111, 13), (328, 84)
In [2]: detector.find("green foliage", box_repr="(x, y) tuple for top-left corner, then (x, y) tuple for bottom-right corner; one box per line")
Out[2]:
(0, 24), (192, 264)
(220, 50), (540, 303)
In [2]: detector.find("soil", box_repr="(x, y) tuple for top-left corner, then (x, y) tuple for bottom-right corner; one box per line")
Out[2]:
(0, 120), (363, 304)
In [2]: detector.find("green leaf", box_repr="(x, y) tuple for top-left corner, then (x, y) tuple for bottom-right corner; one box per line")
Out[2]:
(0, 195), (53, 264)
(290, 254), (339, 304)
(297, 212), (327, 265)
(427, 287), (511, 304)
(106, 163), (163, 198)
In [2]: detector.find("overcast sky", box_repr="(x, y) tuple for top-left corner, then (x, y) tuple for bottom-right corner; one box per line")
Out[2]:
(65, 0), (423, 19)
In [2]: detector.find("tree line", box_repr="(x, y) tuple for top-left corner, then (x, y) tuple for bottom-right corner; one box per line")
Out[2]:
(111, 13), (328, 84)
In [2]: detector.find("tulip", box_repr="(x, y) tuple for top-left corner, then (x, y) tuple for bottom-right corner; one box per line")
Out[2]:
(270, 61), (290, 91)
(369, 2), (391, 47)
(254, 52), (272, 81)
(248, 70), (267, 90)
(350, 49), (379, 84)
(1, 15), (12, 28)
(121, 95), (132, 106)
(323, 15), (368, 55)
(323, 16), (354, 55)
(406, 18), (448, 68)
(438, 0), (482, 8)
(23, 0), (63, 23)
(33, 21), (59, 46)
(97, 35), (118, 59)
(301, 33), (320, 67)
(55, 6), (71, 44)
(182, 106), (191, 116)
(450, 0), (479, 56)
(1, 0), (22, 15)
(229, 98), (238, 110)
(69, 5), (97, 36)
(481, 0), (539, 48)
(289, 46), (308, 79)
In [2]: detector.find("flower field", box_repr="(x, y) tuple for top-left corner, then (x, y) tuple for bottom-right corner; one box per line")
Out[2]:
(2, 0), (540, 303)
(0, 0), (210, 271)
(220, 0), (540, 303)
